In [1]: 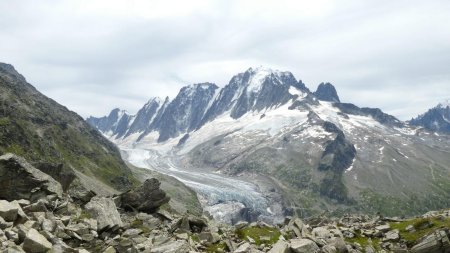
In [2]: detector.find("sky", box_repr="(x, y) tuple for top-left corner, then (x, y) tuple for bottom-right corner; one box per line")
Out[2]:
(1, 0), (450, 120)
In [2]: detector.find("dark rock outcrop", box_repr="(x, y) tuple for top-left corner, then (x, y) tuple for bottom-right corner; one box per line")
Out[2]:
(314, 82), (340, 103)
(333, 103), (403, 127)
(32, 162), (76, 192)
(0, 153), (63, 201)
(318, 122), (356, 203)
(120, 178), (170, 213)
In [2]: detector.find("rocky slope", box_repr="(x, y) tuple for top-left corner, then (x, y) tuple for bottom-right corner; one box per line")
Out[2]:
(88, 67), (450, 221)
(0, 63), (136, 193)
(410, 100), (450, 134)
(1, 153), (449, 253)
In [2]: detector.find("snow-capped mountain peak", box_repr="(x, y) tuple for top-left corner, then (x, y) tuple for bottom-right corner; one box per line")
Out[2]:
(144, 97), (163, 106)
(245, 66), (295, 94)
(437, 99), (450, 109)
(410, 99), (450, 133)
(180, 82), (218, 95)
(89, 66), (404, 143)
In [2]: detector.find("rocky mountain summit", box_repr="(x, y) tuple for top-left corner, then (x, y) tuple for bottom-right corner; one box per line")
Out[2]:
(313, 82), (340, 103)
(87, 67), (308, 142)
(1, 153), (450, 253)
(410, 100), (450, 134)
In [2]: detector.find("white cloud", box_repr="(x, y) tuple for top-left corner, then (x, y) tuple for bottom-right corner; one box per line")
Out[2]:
(0, 0), (449, 119)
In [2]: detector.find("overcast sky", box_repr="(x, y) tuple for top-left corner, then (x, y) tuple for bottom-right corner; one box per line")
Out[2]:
(1, 0), (450, 120)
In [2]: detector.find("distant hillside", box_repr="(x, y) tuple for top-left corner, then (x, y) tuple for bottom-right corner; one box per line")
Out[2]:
(0, 63), (136, 192)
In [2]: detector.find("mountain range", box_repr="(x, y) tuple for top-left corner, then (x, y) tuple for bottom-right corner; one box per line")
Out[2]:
(88, 66), (450, 220)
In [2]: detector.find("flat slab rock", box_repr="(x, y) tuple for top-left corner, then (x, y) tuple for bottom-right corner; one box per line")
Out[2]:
(290, 238), (320, 253)
(149, 240), (189, 253)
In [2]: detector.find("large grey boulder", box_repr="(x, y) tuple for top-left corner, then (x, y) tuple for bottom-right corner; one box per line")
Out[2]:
(85, 197), (122, 232)
(0, 200), (27, 222)
(120, 178), (170, 213)
(312, 226), (332, 240)
(411, 230), (450, 253)
(0, 154), (63, 201)
(290, 238), (320, 253)
(268, 240), (291, 253)
(22, 228), (53, 253)
(0, 200), (20, 222)
(384, 229), (400, 241)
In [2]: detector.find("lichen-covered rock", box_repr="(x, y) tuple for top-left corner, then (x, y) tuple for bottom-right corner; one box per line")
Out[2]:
(0, 154), (63, 201)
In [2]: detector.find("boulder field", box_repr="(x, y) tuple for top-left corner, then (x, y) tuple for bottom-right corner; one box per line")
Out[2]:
(0, 153), (449, 253)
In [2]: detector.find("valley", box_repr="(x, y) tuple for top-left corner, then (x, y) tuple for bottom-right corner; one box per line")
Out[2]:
(120, 147), (284, 224)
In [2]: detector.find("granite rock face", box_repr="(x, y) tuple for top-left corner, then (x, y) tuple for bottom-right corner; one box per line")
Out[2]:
(152, 83), (219, 142)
